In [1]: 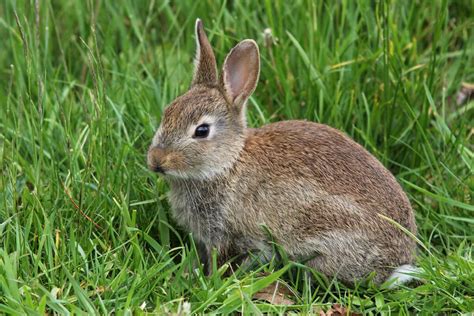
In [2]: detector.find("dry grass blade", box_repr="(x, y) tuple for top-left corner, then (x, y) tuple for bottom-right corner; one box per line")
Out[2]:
(252, 281), (294, 305)
(456, 82), (474, 105)
(316, 304), (361, 316)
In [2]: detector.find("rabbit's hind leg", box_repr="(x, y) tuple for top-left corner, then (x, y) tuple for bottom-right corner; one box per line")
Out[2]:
(301, 230), (387, 285)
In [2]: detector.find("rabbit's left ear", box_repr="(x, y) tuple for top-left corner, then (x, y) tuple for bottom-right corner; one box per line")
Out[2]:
(221, 40), (260, 108)
(191, 19), (218, 87)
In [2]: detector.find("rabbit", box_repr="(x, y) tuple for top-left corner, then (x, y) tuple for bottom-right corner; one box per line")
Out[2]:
(147, 19), (418, 286)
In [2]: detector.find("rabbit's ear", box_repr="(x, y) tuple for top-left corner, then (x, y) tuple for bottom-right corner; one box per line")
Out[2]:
(191, 19), (218, 87)
(221, 40), (260, 107)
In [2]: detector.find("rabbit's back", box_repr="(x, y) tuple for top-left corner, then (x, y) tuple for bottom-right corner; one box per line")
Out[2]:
(237, 120), (416, 236)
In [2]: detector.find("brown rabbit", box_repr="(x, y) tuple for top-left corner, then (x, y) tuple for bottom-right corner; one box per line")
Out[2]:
(147, 19), (418, 286)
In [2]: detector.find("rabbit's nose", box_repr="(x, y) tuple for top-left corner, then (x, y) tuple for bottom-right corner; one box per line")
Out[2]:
(147, 146), (166, 173)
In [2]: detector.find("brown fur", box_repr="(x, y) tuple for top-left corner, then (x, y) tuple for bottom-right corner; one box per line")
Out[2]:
(147, 20), (417, 285)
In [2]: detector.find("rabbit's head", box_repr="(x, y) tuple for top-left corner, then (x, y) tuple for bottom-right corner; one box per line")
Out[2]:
(148, 19), (260, 180)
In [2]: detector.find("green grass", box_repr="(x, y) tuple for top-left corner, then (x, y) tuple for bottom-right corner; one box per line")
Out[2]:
(1, 0), (473, 314)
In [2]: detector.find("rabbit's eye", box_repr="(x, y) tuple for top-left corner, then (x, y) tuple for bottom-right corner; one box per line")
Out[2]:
(194, 124), (210, 138)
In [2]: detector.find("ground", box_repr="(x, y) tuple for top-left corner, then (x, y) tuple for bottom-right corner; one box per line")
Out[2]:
(0, 1), (473, 314)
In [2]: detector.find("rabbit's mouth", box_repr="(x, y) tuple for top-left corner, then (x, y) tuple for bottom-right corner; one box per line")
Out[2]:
(147, 153), (167, 174)
(150, 164), (165, 174)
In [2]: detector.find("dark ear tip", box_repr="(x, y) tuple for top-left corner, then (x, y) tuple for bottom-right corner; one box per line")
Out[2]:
(195, 18), (203, 33)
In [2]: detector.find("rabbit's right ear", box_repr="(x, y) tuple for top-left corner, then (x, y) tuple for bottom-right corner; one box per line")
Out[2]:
(191, 19), (218, 87)
(221, 40), (260, 108)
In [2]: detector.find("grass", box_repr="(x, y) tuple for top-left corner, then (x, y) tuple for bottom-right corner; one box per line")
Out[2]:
(0, 0), (473, 314)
